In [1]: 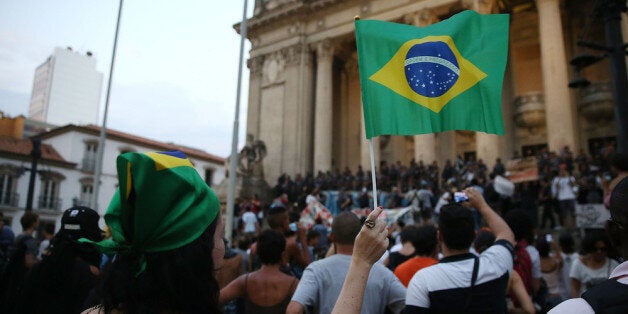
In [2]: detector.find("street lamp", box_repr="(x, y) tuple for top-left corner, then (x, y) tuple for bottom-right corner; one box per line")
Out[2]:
(25, 138), (41, 211)
(568, 0), (628, 154)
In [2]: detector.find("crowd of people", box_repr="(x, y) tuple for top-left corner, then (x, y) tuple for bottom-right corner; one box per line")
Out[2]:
(238, 146), (627, 231)
(0, 148), (626, 313)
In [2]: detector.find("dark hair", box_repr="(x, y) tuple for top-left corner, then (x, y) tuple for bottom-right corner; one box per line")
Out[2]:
(412, 225), (438, 256)
(504, 209), (534, 242)
(267, 206), (288, 229)
(438, 204), (475, 250)
(98, 218), (221, 313)
(581, 229), (610, 255)
(331, 212), (361, 245)
(307, 230), (320, 242)
(257, 230), (286, 265)
(473, 230), (496, 254)
(20, 212), (38, 230)
(400, 225), (418, 244)
(536, 234), (551, 257)
(558, 231), (575, 254)
(15, 233), (103, 313)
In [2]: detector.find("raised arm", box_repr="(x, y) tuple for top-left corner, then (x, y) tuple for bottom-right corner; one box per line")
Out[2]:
(464, 187), (515, 246)
(332, 207), (388, 314)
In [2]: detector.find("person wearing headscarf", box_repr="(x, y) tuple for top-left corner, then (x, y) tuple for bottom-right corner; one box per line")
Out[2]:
(82, 150), (224, 313)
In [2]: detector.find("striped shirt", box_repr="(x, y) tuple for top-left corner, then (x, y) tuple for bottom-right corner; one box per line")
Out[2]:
(405, 239), (514, 313)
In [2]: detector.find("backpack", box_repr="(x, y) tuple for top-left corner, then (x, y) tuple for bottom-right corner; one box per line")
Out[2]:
(512, 240), (533, 295)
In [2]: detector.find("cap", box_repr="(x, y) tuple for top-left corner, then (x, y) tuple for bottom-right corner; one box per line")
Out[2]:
(61, 206), (104, 242)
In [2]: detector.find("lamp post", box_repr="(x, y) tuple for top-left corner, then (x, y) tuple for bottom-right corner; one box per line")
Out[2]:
(568, 0), (628, 153)
(25, 138), (41, 211)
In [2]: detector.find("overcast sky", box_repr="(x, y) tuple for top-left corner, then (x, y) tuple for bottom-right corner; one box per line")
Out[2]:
(0, 0), (251, 158)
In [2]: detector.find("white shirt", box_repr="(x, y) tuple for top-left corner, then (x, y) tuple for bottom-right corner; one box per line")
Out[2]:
(548, 261), (628, 313)
(552, 176), (576, 201)
(242, 211), (257, 233)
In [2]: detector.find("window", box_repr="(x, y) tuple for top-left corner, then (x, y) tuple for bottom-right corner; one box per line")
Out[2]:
(0, 165), (21, 207)
(205, 168), (214, 186)
(82, 141), (98, 172)
(79, 177), (94, 207)
(0, 174), (16, 206)
(38, 171), (64, 211)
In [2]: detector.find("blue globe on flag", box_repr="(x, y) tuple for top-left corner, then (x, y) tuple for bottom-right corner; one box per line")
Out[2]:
(404, 41), (460, 98)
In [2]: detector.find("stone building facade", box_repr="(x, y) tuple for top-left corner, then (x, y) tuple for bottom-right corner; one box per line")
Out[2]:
(242, 0), (622, 182)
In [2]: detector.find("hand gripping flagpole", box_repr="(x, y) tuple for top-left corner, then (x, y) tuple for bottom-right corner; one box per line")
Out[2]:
(226, 0), (249, 246)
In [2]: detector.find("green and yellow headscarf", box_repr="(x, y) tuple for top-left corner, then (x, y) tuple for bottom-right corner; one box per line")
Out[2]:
(81, 151), (220, 261)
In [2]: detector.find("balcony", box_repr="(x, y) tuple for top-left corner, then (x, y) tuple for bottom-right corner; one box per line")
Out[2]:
(514, 92), (546, 129)
(38, 196), (62, 211)
(578, 82), (614, 124)
(82, 157), (96, 172)
(0, 192), (19, 207)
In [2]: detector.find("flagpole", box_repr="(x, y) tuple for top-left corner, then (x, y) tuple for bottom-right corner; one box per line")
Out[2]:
(226, 0), (249, 245)
(91, 0), (123, 210)
(368, 139), (378, 209)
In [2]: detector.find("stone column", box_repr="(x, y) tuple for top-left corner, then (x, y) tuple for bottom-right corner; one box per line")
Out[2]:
(410, 8), (439, 164)
(246, 56), (264, 137)
(314, 39), (334, 172)
(536, 0), (577, 152)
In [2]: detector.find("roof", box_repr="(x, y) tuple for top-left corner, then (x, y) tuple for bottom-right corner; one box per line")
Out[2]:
(38, 124), (226, 164)
(0, 136), (76, 168)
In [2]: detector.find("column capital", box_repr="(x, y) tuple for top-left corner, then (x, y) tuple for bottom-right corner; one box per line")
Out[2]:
(282, 43), (309, 66)
(247, 55), (265, 75)
(315, 39), (334, 61)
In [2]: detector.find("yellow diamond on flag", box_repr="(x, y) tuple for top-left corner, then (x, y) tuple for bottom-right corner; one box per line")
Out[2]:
(369, 36), (487, 113)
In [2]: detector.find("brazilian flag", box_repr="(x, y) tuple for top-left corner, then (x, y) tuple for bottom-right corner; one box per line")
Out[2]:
(355, 10), (509, 139)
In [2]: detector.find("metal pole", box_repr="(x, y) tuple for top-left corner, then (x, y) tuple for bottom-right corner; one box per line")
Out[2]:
(602, 0), (628, 153)
(25, 138), (41, 211)
(226, 0), (249, 244)
(92, 0), (123, 210)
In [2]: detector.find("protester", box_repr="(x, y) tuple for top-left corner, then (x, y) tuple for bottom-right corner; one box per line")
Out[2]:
(16, 206), (104, 313)
(385, 225), (416, 272)
(549, 176), (628, 312)
(557, 231), (578, 300)
(394, 225), (438, 287)
(568, 229), (619, 298)
(551, 165), (577, 229)
(81, 151), (224, 313)
(37, 222), (55, 258)
(505, 209), (542, 302)
(220, 229), (298, 313)
(286, 210), (405, 314)
(217, 238), (244, 314)
(474, 229), (535, 313)
(259, 206), (310, 276)
(404, 187), (515, 313)
(537, 233), (564, 310)
(331, 207), (389, 314)
(0, 211), (40, 313)
(0, 211), (15, 268)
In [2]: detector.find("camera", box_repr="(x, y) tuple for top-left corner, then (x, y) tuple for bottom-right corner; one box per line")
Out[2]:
(454, 191), (469, 203)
